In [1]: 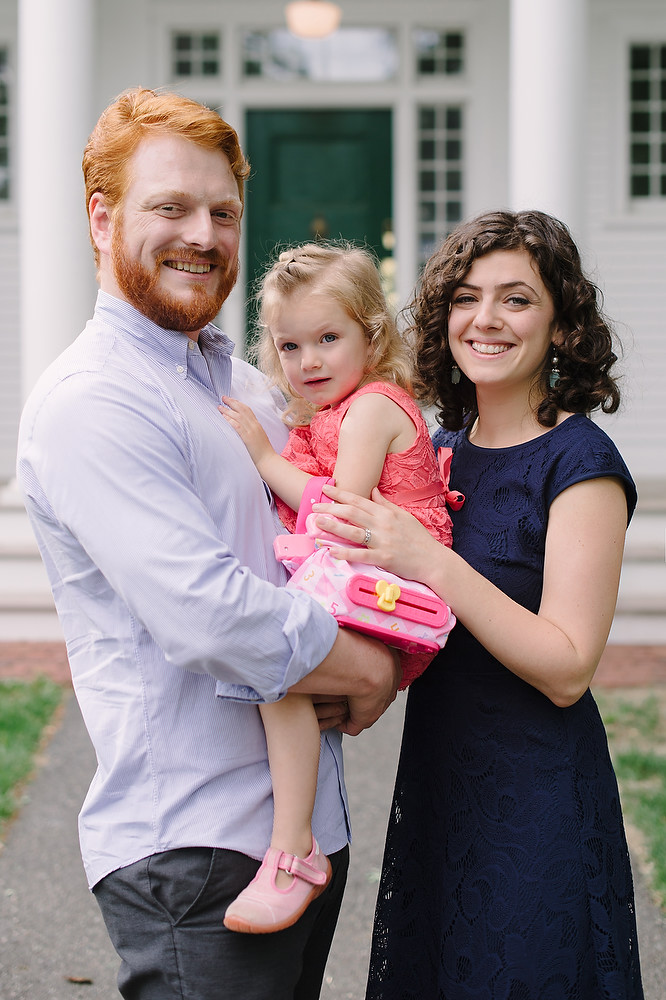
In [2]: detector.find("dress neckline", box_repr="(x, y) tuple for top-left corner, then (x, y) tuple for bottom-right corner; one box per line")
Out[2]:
(462, 412), (585, 453)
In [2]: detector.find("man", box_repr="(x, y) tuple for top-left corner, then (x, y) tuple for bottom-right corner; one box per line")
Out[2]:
(16, 88), (398, 1000)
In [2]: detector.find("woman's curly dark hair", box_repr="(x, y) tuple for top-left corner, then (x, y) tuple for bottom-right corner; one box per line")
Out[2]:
(409, 209), (621, 430)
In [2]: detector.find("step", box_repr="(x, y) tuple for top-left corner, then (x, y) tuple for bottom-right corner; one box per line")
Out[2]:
(0, 609), (63, 641)
(616, 563), (666, 614)
(0, 557), (54, 593)
(609, 613), (666, 645)
(624, 513), (666, 561)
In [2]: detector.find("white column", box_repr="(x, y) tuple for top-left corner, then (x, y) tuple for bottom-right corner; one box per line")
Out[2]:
(18, 0), (95, 400)
(508, 0), (588, 234)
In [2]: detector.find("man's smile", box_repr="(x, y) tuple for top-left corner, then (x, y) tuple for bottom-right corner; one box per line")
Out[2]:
(164, 260), (213, 273)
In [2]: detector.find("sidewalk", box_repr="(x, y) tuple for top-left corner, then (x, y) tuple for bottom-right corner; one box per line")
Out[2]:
(0, 643), (665, 999)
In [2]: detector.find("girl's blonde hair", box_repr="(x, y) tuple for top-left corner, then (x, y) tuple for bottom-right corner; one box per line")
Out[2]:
(255, 242), (413, 425)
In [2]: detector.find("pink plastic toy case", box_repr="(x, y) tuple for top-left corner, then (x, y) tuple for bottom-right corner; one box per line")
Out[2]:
(273, 449), (460, 655)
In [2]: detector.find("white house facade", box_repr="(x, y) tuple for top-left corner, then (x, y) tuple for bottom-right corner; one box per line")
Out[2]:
(0, 0), (664, 641)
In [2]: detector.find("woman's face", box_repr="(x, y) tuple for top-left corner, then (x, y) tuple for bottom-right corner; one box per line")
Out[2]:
(447, 249), (560, 395)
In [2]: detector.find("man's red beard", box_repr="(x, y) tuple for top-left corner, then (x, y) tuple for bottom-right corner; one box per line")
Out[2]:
(111, 228), (238, 333)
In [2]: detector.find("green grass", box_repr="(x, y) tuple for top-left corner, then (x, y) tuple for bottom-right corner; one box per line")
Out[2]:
(596, 690), (666, 910)
(0, 677), (63, 831)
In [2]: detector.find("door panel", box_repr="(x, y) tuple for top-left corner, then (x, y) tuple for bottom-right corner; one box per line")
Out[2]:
(245, 109), (392, 335)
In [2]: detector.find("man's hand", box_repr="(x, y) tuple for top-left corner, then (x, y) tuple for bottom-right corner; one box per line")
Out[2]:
(294, 629), (402, 736)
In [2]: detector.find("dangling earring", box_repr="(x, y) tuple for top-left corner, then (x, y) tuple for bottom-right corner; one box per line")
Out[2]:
(549, 351), (560, 389)
(451, 364), (461, 385)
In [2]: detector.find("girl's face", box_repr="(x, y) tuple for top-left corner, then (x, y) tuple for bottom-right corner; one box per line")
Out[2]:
(269, 288), (372, 407)
(447, 249), (560, 395)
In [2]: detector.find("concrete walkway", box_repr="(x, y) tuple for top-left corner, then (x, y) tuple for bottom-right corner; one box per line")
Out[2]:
(1, 661), (665, 998)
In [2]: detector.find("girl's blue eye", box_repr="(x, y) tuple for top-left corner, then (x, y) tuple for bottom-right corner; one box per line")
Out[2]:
(322, 334), (337, 343)
(281, 342), (298, 352)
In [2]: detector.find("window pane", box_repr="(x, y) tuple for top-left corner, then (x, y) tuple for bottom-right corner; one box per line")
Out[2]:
(417, 104), (464, 265)
(414, 29), (465, 77)
(631, 79), (651, 101)
(171, 31), (220, 79)
(0, 47), (8, 200)
(628, 43), (666, 200)
(631, 46), (650, 71)
(631, 111), (651, 132)
(241, 28), (397, 82)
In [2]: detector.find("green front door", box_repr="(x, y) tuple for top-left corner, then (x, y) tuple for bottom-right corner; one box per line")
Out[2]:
(245, 108), (392, 337)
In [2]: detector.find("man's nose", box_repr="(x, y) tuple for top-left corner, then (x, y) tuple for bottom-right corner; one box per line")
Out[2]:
(182, 209), (217, 250)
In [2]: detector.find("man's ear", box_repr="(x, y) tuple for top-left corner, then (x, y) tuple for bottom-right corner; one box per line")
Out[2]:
(89, 193), (113, 257)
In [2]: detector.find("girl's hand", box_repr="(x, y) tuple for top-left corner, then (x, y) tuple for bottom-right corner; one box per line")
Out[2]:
(220, 396), (275, 467)
(312, 484), (446, 589)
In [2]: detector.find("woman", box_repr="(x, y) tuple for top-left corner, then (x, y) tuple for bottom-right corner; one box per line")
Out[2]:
(314, 210), (643, 999)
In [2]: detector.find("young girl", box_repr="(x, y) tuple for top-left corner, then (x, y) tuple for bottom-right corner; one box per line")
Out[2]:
(220, 242), (455, 935)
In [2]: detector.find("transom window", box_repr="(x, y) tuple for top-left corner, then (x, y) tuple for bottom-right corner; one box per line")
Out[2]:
(417, 105), (464, 264)
(628, 43), (666, 199)
(171, 31), (221, 79)
(242, 28), (398, 82)
(0, 47), (9, 200)
(414, 29), (465, 77)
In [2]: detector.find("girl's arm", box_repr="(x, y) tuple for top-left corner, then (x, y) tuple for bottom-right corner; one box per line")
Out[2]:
(220, 396), (310, 511)
(313, 476), (628, 708)
(221, 390), (416, 509)
(332, 391), (416, 497)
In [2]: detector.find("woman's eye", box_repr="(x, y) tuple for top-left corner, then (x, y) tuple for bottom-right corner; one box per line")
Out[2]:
(507, 295), (529, 306)
(452, 294), (476, 306)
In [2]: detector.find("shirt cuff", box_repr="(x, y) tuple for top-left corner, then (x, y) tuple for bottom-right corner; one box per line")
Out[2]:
(214, 593), (339, 703)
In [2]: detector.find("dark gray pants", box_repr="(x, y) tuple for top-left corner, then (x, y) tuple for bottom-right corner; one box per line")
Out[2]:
(93, 845), (349, 1000)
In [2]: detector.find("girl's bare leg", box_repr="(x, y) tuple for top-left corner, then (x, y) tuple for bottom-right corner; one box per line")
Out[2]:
(260, 692), (321, 889)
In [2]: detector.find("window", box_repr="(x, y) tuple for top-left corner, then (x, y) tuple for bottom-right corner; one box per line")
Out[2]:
(171, 31), (221, 79)
(0, 47), (9, 200)
(417, 105), (464, 264)
(414, 30), (465, 78)
(241, 28), (398, 82)
(628, 44), (666, 199)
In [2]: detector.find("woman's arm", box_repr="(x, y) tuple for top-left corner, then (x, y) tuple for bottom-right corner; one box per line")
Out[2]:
(313, 477), (628, 707)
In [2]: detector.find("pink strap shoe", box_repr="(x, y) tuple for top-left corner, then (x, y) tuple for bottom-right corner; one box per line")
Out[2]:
(223, 837), (332, 934)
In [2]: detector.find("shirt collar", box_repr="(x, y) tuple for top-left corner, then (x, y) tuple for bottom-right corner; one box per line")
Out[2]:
(94, 290), (236, 366)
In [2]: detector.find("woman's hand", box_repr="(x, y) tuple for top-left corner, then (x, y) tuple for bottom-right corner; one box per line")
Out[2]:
(312, 484), (447, 589)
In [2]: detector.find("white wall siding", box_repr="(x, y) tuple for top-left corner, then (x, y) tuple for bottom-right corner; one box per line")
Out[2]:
(0, 226), (20, 481)
(587, 1), (666, 486)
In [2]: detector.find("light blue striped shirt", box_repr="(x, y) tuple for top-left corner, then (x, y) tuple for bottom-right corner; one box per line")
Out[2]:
(17, 291), (346, 889)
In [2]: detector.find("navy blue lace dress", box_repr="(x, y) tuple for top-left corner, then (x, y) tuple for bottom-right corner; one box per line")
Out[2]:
(366, 414), (643, 1000)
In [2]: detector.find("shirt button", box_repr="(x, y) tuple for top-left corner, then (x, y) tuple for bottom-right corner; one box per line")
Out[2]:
(188, 340), (196, 351)
(176, 365), (185, 374)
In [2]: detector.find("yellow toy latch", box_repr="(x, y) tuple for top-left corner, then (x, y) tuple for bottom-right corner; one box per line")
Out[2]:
(375, 580), (401, 612)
